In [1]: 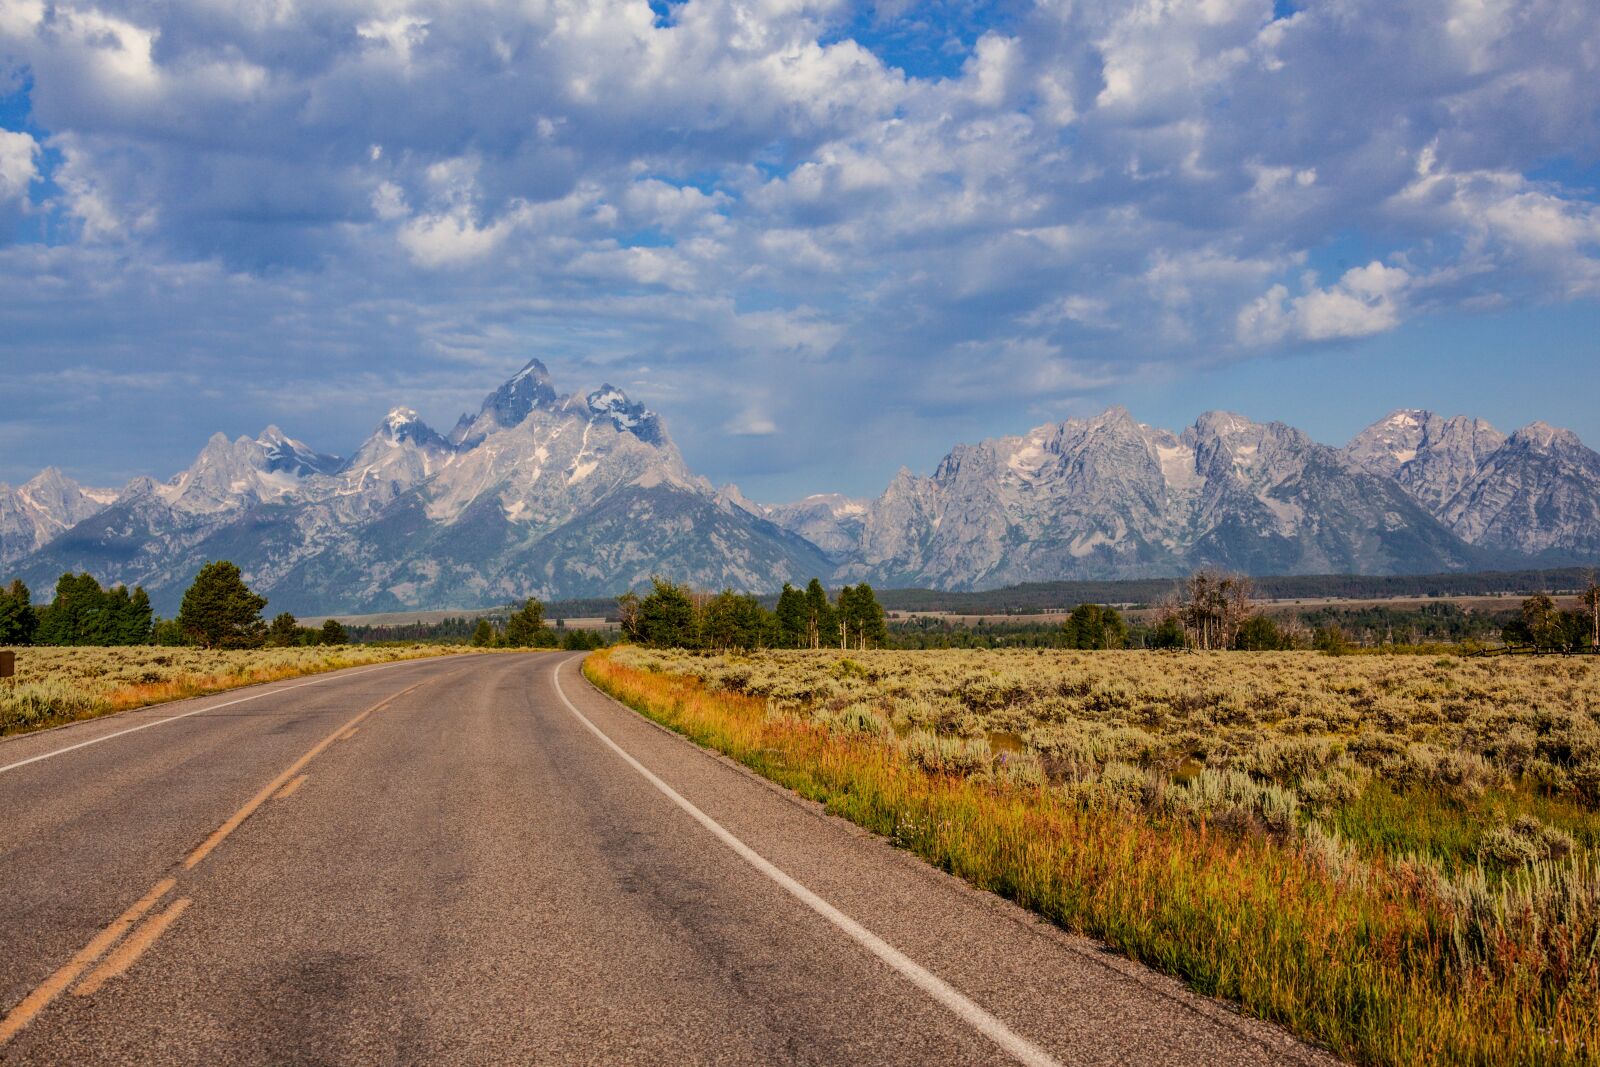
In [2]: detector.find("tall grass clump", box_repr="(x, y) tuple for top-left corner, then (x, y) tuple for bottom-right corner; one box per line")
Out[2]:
(586, 646), (1600, 1066)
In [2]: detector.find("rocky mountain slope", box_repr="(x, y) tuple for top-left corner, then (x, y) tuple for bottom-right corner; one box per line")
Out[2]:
(1345, 410), (1600, 561)
(7, 369), (1598, 611)
(772, 407), (1484, 590)
(11, 362), (827, 613)
(0, 469), (118, 567)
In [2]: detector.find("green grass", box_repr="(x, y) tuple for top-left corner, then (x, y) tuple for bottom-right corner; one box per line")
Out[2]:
(1329, 781), (1600, 872)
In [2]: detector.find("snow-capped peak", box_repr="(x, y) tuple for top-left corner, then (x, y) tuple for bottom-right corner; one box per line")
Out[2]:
(255, 425), (341, 477)
(449, 359), (560, 448)
(586, 384), (664, 445)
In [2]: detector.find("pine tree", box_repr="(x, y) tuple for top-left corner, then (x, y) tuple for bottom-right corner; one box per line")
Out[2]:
(121, 587), (154, 644)
(849, 582), (886, 649)
(177, 561), (268, 649)
(0, 579), (37, 645)
(96, 586), (130, 645)
(637, 579), (698, 648)
(36, 572), (105, 646)
(775, 583), (807, 648)
(503, 598), (547, 647)
(803, 579), (833, 650)
(267, 613), (301, 647)
(471, 619), (496, 647)
(320, 618), (349, 646)
(1062, 603), (1126, 649)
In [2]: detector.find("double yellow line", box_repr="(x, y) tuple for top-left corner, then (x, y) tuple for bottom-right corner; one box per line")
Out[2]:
(0, 678), (430, 1047)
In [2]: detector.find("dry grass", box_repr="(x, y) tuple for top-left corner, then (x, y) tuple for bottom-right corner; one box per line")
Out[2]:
(589, 646), (1600, 1066)
(0, 644), (475, 735)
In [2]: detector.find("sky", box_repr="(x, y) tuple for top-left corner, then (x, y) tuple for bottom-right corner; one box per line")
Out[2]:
(1, 0), (1599, 501)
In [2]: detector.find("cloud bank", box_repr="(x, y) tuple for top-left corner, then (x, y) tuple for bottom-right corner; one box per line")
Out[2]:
(1, 0), (1598, 495)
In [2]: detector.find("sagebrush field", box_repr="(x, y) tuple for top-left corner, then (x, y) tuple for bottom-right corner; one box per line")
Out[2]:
(592, 646), (1600, 1065)
(0, 644), (470, 735)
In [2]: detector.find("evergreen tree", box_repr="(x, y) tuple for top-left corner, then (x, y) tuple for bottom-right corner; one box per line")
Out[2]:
(1149, 615), (1186, 649)
(35, 572), (106, 646)
(503, 598), (547, 647)
(1234, 614), (1282, 651)
(839, 582), (886, 649)
(471, 619), (496, 647)
(1505, 594), (1565, 648)
(1062, 604), (1127, 649)
(177, 561), (268, 649)
(119, 587), (154, 644)
(0, 579), (37, 645)
(775, 583), (807, 648)
(637, 579), (698, 648)
(803, 579), (833, 650)
(320, 618), (349, 646)
(267, 613), (302, 647)
(703, 589), (766, 650)
(152, 617), (191, 646)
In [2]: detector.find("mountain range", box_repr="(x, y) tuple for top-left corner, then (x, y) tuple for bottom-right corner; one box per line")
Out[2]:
(3, 361), (1597, 613)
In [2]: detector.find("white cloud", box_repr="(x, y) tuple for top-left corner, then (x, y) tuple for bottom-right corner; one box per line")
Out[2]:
(397, 209), (519, 267)
(1, 0), (1599, 492)
(1239, 262), (1412, 344)
(0, 130), (39, 202)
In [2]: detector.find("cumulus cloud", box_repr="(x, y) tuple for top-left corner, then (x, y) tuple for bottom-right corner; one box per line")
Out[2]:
(0, 0), (1598, 494)
(0, 129), (38, 201)
(1238, 262), (1413, 344)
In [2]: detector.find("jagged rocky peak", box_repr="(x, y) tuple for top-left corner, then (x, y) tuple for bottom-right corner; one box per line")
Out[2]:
(377, 407), (449, 451)
(20, 466), (117, 512)
(449, 359), (561, 447)
(0, 467), (119, 566)
(255, 425), (341, 477)
(1183, 410), (1304, 478)
(1344, 410), (1508, 516)
(1344, 408), (1433, 476)
(1346, 409), (1505, 477)
(1507, 420), (1585, 452)
(586, 384), (664, 446)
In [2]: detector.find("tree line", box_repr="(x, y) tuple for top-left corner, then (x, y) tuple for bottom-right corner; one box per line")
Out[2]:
(0, 562), (348, 649)
(1502, 589), (1600, 652)
(465, 598), (609, 650)
(617, 578), (887, 650)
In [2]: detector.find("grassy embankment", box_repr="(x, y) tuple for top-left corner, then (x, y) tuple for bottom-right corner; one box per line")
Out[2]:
(585, 646), (1600, 1066)
(0, 644), (474, 736)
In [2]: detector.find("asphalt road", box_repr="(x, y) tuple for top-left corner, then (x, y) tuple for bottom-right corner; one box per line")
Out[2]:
(0, 653), (1336, 1065)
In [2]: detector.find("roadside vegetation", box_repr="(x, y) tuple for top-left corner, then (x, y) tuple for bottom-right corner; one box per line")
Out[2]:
(587, 643), (1600, 1065)
(0, 559), (479, 735)
(0, 644), (472, 736)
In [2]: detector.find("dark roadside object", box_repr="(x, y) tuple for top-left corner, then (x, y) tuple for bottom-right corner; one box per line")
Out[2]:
(0, 650), (13, 678)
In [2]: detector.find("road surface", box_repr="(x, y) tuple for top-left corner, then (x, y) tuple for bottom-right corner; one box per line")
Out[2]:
(0, 653), (1335, 1065)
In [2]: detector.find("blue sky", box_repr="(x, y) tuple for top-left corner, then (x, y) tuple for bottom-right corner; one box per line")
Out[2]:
(1, 0), (1598, 500)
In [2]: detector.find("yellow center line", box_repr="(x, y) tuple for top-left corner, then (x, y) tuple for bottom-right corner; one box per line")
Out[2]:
(338, 726), (361, 741)
(0, 674), (438, 1047)
(0, 877), (175, 1044)
(273, 774), (309, 800)
(73, 899), (192, 998)
(184, 679), (426, 870)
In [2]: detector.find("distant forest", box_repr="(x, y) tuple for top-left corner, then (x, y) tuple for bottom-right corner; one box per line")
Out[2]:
(530, 567), (1597, 622)
(866, 567), (1600, 614)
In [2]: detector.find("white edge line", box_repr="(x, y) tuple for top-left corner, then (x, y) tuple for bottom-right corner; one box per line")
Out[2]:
(551, 658), (1063, 1067)
(0, 658), (439, 777)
